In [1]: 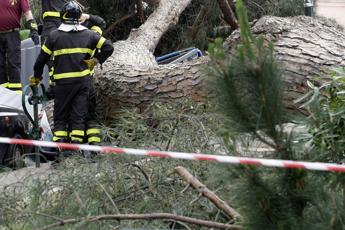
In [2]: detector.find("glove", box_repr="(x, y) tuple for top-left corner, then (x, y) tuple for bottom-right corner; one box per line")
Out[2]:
(89, 15), (107, 29)
(27, 19), (40, 45)
(84, 58), (99, 71)
(29, 76), (42, 86)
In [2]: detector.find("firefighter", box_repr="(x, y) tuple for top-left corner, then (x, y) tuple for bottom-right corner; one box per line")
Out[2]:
(40, 0), (106, 99)
(0, 0), (39, 93)
(84, 25), (104, 147)
(31, 1), (114, 145)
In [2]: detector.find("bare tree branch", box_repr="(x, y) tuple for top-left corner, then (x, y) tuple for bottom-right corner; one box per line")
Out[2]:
(136, 0), (145, 23)
(37, 213), (243, 230)
(189, 5), (207, 40)
(104, 12), (137, 36)
(175, 166), (241, 220)
(217, 0), (238, 29)
(144, 0), (160, 6)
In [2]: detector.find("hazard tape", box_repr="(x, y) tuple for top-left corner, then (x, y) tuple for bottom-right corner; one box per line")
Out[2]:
(1, 137), (345, 172)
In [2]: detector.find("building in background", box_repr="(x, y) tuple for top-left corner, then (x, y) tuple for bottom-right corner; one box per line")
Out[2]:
(316, 0), (345, 27)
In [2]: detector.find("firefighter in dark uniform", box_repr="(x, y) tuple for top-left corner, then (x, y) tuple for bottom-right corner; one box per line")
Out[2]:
(0, 0), (39, 93)
(32, 1), (114, 144)
(41, 0), (107, 97)
(83, 25), (105, 146)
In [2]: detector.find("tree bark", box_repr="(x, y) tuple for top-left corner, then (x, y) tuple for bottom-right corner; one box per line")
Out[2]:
(98, 15), (345, 118)
(224, 16), (345, 111)
(110, 0), (192, 67)
(96, 57), (209, 118)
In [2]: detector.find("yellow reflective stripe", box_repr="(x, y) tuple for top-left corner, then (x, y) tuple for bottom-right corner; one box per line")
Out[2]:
(87, 129), (100, 136)
(90, 69), (95, 75)
(71, 130), (85, 136)
(54, 131), (68, 137)
(8, 83), (22, 88)
(14, 90), (23, 95)
(91, 26), (103, 35)
(49, 67), (54, 77)
(42, 45), (52, 55)
(43, 11), (60, 19)
(91, 49), (96, 57)
(96, 37), (106, 49)
(71, 137), (83, 143)
(88, 137), (101, 143)
(53, 136), (61, 142)
(53, 69), (90, 80)
(1, 82), (9, 88)
(53, 48), (94, 56)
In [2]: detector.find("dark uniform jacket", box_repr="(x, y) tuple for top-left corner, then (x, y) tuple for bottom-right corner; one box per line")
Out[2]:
(34, 27), (114, 85)
(41, 0), (66, 20)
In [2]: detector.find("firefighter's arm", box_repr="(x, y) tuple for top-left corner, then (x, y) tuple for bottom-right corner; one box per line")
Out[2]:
(33, 47), (51, 83)
(94, 38), (114, 64)
(89, 15), (107, 29)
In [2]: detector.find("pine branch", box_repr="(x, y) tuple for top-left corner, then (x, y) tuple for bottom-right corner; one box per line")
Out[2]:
(37, 213), (243, 230)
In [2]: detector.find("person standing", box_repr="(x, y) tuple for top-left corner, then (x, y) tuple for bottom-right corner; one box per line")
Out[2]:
(41, 0), (106, 98)
(32, 1), (114, 144)
(0, 0), (39, 93)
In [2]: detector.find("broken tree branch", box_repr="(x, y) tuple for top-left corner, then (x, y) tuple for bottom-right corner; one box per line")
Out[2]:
(37, 213), (243, 230)
(189, 5), (207, 40)
(217, 0), (238, 29)
(104, 12), (137, 36)
(136, 0), (145, 23)
(175, 166), (241, 220)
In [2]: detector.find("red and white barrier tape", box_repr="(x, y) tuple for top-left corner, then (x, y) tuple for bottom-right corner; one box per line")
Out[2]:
(1, 137), (345, 172)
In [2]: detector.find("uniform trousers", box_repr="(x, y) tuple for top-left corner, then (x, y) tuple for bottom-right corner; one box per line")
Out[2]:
(54, 78), (90, 142)
(0, 31), (21, 91)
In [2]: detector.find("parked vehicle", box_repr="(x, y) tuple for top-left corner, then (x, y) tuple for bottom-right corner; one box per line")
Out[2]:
(156, 47), (203, 65)
(0, 85), (56, 168)
(0, 105), (33, 168)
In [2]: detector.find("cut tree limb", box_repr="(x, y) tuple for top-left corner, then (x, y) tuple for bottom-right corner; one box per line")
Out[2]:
(175, 166), (241, 221)
(37, 213), (243, 230)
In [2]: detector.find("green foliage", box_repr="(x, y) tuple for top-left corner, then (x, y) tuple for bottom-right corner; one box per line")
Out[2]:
(300, 69), (345, 164)
(246, 0), (305, 20)
(209, 0), (284, 142)
(207, 1), (321, 229)
(19, 30), (30, 41)
(102, 99), (226, 154)
(0, 100), (231, 229)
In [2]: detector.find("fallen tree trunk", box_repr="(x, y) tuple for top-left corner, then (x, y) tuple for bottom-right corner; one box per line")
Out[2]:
(223, 15), (345, 111)
(96, 57), (209, 118)
(98, 15), (345, 118)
